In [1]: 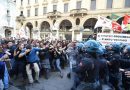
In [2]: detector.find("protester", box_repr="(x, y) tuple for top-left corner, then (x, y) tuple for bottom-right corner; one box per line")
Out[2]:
(19, 44), (42, 84)
(1, 37), (130, 90)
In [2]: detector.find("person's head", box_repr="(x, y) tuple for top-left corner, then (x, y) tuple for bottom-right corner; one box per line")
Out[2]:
(105, 44), (112, 51)
(57, 42), (61, 47)
(26, 44), (32, 50)
(111, 43), (121, 53)
(76, 42), (84, 52)
(123, 45), (130, 54)
(7, 41), (13, 47)
(18, 43), (24, 50)
(84, 40), (100, 58)
(36, 42), (40, 47)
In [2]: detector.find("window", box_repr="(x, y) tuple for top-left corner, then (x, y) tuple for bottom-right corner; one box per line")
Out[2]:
(7, 10), (10, 16)
(125, 0), (130, 8)
(53, 5), (57, 11)
(76, 1), (81, 9)
(64, 3), (68, 12)
(27, 10), (30, 17)
(43, 7), (47, 14)
(76, 18), (80, 25)
(35, 21), (38, 27)
(21, 0), (23, 6)
(107, 0), (113, 9)
(20, 11), (23, 16)
(35, 0), (38, 3)
(90, 0), (96, 10)
(28, 0), (30, 5)
(35, 8), (38, 16)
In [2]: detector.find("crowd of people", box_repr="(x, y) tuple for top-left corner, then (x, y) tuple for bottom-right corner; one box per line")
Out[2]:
(0, 37), (130, 90)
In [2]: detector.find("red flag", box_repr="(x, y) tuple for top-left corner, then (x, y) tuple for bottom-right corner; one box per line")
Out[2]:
(112, 21), (122, 32)
(123, 14), (130, 25)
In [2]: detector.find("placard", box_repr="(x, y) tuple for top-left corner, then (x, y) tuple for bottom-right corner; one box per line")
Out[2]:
(97, 33), (130, 45)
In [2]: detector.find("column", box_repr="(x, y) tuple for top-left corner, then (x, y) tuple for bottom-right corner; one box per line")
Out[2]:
(79, 31), (83, 41)
(72, 29), (75, 41)
(56, 30), (59, 40)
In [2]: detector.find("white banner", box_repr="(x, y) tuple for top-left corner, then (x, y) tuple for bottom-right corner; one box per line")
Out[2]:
(97, 33), (130, 45)
(94, 16), (112, 29)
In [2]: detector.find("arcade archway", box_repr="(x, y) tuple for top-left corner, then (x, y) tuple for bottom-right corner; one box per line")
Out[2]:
(26, 22), (33, 38)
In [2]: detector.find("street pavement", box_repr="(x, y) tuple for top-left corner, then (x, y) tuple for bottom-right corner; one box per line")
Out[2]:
(8, 67), (73, 90)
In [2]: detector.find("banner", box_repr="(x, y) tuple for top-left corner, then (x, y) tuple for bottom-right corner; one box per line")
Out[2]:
(122, 15), (130, 31)
(95, 16), (122, 32)
(94, 16), (112, 29)
(97, 33), (130, 45)
(112, 21), (122, 32)
(123, 14), (130, 25)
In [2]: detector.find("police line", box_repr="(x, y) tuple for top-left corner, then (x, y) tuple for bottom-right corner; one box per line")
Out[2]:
(97, 33), (130, 45)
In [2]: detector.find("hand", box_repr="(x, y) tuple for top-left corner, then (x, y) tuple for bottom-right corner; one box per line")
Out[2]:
(17, 51), (20, 54)
(25, 49), (31, 54)
(125, 71), (130, 78)
(119, 68), (125, 72)
(107, 61), (111, 65)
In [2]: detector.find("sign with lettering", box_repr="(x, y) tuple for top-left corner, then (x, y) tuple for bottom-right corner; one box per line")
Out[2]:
(97, 33), (130, 45)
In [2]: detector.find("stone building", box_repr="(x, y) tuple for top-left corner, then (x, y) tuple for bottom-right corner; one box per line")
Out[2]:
(16, 0), (130, 41)
(0, 0), (16, 38)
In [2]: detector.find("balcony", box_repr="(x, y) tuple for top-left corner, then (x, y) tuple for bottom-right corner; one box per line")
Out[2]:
(42, 1), (48, 5)
(70, 8), (87, 17)
(33, 3), (39, 7)
(47, 11), (61, 19)
(26, 5), (31, 9)
(52, 0), (58, 3)
(16, 15), (26, 23)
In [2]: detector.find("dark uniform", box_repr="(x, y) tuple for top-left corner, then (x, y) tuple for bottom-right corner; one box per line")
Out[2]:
(121, 53), (130, 90)
(120, 46), (130, 90)
(72, 40), (103, 90)
(108, 52), (122, 90)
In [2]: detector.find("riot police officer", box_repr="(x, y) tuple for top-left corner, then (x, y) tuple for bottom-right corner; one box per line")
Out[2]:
(120, 45), (130, 90)
(73, 40), (102, 90)
(107, 43), (122, 90)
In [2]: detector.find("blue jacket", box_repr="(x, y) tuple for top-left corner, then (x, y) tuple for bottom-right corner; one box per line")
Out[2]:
(22, 47), (41, 63)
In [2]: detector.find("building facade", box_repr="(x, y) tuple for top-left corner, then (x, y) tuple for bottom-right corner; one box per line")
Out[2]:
(0, 0), (16, 38)
(16, 0), (130, 41)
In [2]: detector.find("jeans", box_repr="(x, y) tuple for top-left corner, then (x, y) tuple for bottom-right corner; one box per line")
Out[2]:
(10, 58), (15, 69)
(0, 79), (4, 90)
(26, 63), (40, 83)
(3, 63), (9, 89)
(56, 59), (62, 73)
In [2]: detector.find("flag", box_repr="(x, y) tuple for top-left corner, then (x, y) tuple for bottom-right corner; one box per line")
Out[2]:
(94, 16), (112, 29)
(123, 14), (130, 25)
(122, 14), (130, 31)
(112, 21), (122, 32)
(110, 13), (120, 21)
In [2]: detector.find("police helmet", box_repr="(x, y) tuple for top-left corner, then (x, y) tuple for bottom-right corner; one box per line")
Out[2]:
(84, 40), (100, 53)
(97, 46), (106, 55)
(76, 42), (84, 50)
(124, 45), (130, 53)
(111, 43), (121, 52)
